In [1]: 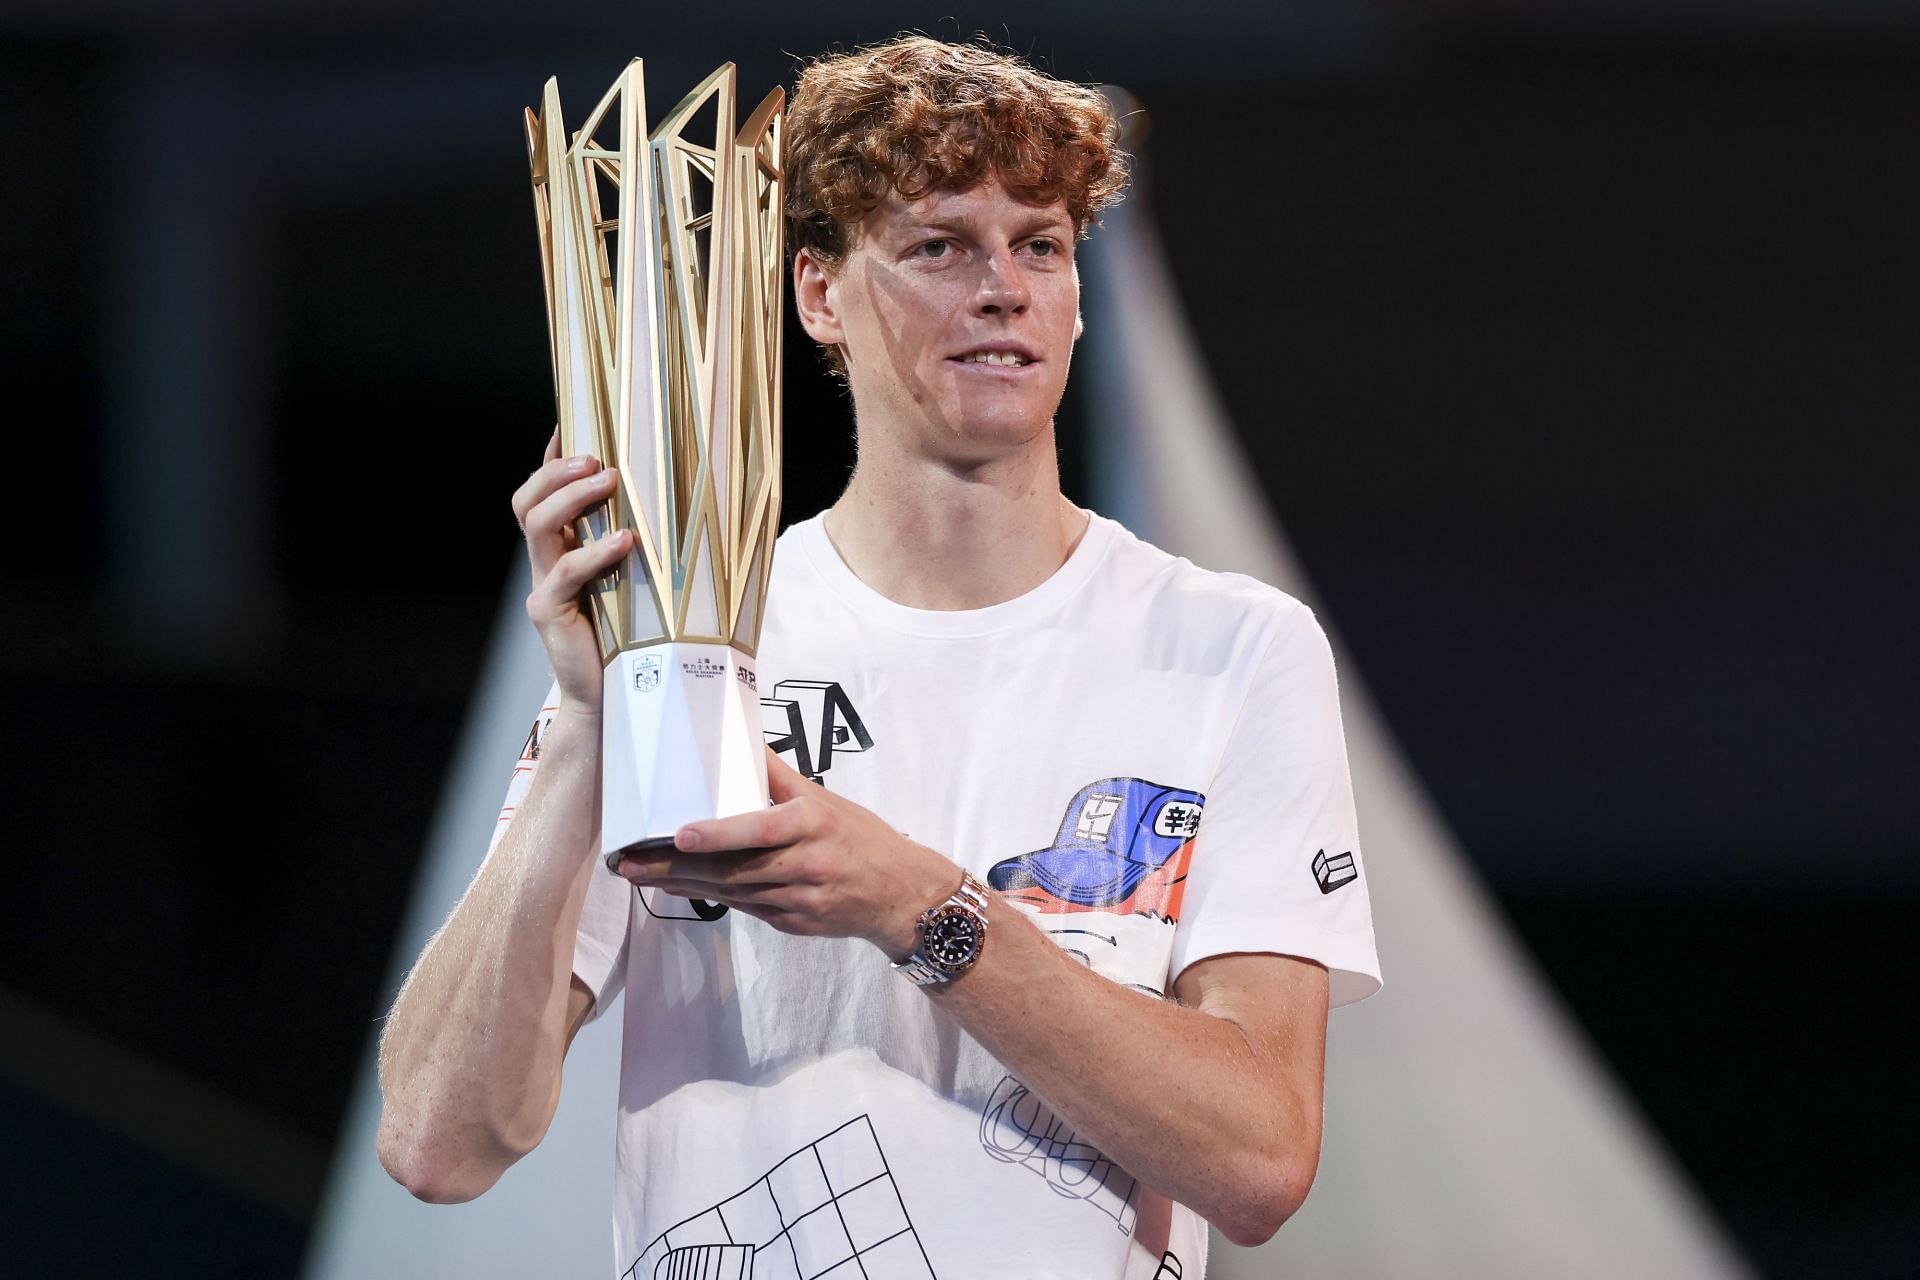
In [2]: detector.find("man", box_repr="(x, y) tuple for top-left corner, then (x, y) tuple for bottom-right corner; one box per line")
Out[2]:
(378, 36), (1379, 1279)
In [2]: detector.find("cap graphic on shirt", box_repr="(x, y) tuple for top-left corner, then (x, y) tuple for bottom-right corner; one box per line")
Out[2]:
(988, 777), (1205, 918)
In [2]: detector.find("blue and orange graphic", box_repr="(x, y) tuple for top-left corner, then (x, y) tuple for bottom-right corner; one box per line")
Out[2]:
(988, 778), (1205, 922)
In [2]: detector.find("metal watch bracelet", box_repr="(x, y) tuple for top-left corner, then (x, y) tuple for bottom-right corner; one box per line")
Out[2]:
(891, 872), (991, 986)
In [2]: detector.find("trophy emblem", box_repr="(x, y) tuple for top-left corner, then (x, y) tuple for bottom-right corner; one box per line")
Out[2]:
(524, 61), (784, 869)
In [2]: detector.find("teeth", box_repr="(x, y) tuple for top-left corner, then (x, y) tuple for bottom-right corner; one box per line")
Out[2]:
(962, 351), (1028, 367)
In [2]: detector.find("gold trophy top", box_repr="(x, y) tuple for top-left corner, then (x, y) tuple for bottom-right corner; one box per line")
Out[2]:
(525, 61), (784, 661)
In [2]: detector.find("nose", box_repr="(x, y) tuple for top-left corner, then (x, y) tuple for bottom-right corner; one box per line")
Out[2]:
(971, 249), (1030, 317)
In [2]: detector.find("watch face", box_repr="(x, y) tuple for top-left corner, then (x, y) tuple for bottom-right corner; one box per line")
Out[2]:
(925, 907), (984, 970)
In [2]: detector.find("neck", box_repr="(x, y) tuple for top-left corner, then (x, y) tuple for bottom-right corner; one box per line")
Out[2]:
(823, 428), (1089, 611)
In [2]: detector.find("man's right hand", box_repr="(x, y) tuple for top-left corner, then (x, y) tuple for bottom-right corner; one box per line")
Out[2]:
(511, 428), (632, 712)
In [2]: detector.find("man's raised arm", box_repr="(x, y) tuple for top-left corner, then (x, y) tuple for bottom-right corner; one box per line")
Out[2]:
(374, 435), (631, 1203)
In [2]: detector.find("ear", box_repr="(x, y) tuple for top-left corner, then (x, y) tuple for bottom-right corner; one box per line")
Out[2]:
(792, 247), (844, 348)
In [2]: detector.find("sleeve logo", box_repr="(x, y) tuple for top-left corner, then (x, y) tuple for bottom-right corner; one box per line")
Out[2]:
(1312, 849), (1358, 894)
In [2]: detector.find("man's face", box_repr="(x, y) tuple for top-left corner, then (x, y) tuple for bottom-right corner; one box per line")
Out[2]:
(796, 180), (1082, 466)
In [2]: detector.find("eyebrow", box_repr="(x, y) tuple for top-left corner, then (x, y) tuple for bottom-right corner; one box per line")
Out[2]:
(883, 209), (1074, 241)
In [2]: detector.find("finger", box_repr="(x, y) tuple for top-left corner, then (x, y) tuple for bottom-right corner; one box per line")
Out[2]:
(622, 843), (806, 886)
(512, 448), (594, 525)
(635, 877), (820, 925)
(523, 467), (620, 578)
(764, 748), (816, 802)
(636, 877), (790, 906)
(528, 529), (630, 622)
(616, 849), (729, 882)
(511, 450), (603, 530)
(677, 799), (812, 854)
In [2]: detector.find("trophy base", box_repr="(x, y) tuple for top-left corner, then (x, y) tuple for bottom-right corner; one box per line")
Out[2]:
(603, 833), (680, 874)
(599, 641), (768, 872)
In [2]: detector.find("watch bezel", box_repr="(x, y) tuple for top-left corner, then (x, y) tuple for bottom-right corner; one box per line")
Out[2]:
(920, 902), (986, 972)
(894, 872), (991, 985)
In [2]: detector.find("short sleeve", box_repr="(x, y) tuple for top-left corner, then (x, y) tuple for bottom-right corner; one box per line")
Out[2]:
(486, 682), (562, 856)
(572, 859), (630, 1022)
(490, 680), (630, 1021)
(1169, 603), (1381, 1007)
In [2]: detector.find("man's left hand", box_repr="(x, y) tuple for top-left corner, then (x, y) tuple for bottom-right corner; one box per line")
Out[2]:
(615, 750), (961, 959)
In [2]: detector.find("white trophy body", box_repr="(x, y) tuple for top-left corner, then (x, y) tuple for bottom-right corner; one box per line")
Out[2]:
(600, 642), (768, 867)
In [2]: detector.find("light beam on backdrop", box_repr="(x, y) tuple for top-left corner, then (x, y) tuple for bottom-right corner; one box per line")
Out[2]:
(303, 583), (618, 1278)
(1079, 98), (1754, 1280)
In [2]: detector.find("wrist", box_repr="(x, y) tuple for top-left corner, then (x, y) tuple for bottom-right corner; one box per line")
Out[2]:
(552, 694), (603, 728)
(876, 928), (916, 964)
(887, 868), (992, 987)
(874, 845), (965, 962)
(539, 699), (604, 770)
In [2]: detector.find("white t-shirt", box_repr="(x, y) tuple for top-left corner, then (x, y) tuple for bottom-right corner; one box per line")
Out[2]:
(498, 512), (1380, 1280)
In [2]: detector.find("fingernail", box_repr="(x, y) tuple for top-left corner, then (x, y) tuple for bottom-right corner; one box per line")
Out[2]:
(567, 455), (592, 472)
(676, 827), (704, 852)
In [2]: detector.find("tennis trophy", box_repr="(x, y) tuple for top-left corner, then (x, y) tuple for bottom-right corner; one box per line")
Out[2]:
(524, 61), (784, 869)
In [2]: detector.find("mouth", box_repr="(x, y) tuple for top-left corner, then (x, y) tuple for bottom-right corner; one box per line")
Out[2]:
(949, 345), (1038, 369)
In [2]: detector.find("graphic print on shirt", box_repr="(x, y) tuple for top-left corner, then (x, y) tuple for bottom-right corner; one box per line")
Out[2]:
(987, 777), (1205, 996)
(979, 1073), (1139, 1234)
(493, 702), (559, 846)
(761, 679), (871, 784)
(624, 1114), (937, 1280)
(639, 890), (732, 922)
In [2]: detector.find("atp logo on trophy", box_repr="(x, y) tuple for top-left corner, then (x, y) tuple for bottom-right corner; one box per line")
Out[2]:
(634, 654), (662, 693)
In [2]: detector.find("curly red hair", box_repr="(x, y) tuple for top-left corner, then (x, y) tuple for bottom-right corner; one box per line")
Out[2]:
(785, 35), (1130, 274)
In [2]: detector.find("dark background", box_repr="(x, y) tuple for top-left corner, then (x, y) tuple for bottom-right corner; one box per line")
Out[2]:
(2, 2), (1914, 1276)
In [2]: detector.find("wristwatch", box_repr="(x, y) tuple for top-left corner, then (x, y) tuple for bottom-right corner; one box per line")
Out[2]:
(891, 872), (991, 986)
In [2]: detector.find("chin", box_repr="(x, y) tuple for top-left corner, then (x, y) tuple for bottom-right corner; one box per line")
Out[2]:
(853, 376), (1062, 465)
(936, 391), (1059, 441)
(934, 402), (1056, 458)
(945, 390), (1065, 448)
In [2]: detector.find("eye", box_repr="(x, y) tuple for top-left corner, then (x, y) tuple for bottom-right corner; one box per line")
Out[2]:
(915, 239), (952, 259)
(1027, 239), (1057, 257)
